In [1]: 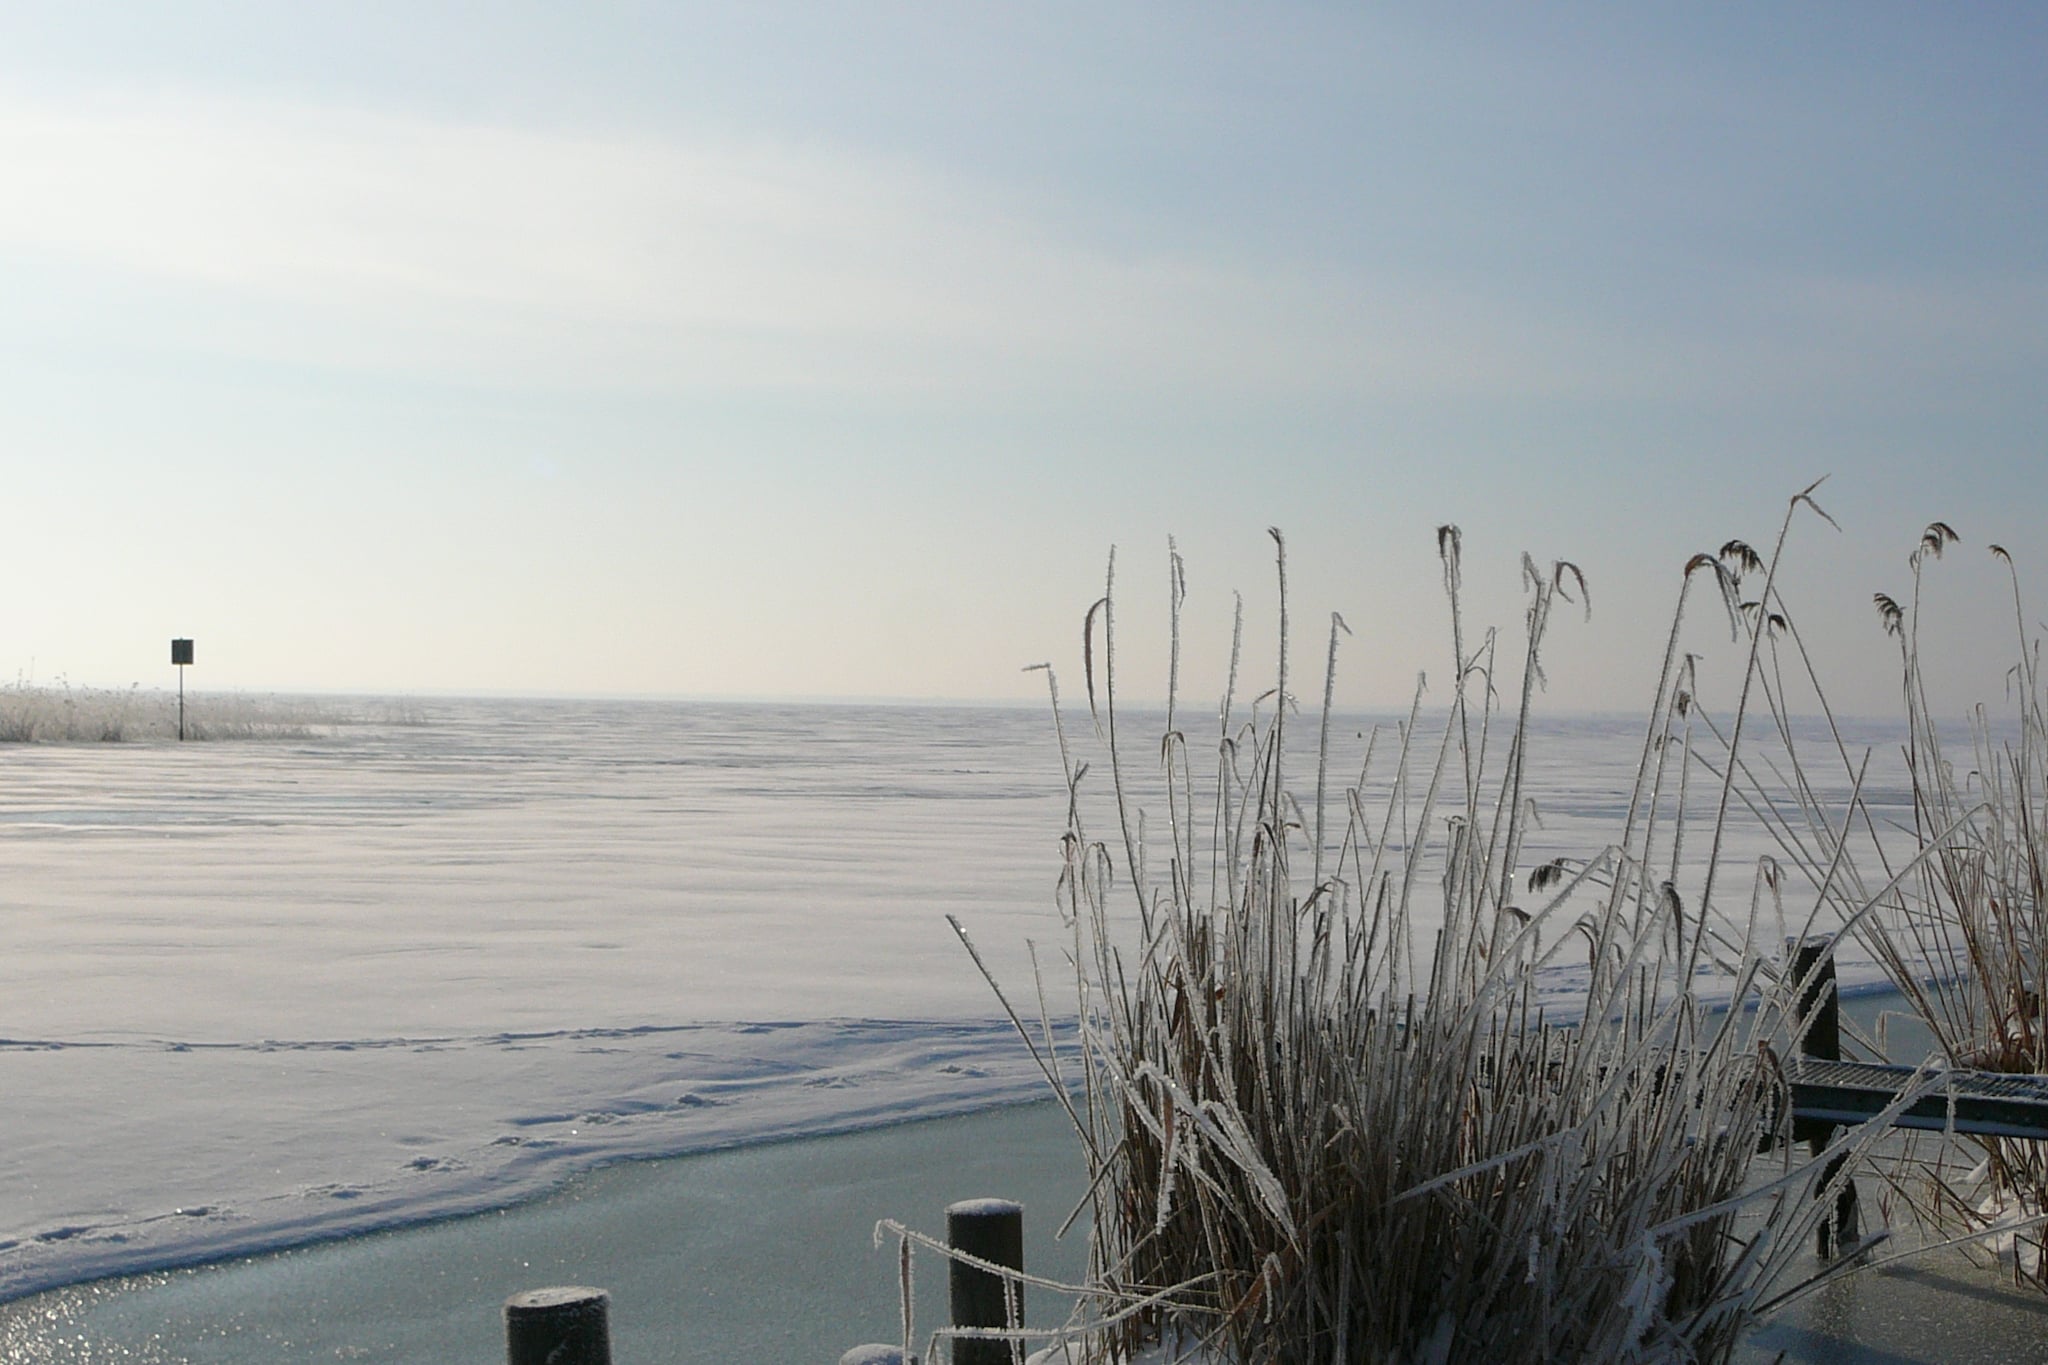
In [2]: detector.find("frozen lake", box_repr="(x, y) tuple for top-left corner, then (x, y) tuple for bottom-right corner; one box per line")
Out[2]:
(1, 698), (1081, 1302)
(0, 696), (1913, 1307)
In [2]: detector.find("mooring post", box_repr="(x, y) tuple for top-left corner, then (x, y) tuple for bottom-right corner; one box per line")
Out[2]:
(948, 1198), (1024, 1365)
(506, 1286), (611, 1365)
(1790, 936), (1859, 1257)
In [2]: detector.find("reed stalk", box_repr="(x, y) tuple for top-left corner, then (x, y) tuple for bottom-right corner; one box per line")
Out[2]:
(1842, 529), (2048, 1285)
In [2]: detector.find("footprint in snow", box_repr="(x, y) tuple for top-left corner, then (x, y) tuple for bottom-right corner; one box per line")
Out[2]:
(406, 1156), (461, 1173)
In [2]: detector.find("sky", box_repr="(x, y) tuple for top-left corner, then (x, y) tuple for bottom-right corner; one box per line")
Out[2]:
(1, 3), (2042, 715)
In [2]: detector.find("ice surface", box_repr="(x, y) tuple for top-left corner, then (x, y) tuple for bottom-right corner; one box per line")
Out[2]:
(0, 700), (1082, 1300)
(0, 1014), (1069, 1298)
(0, 1101), (1094, 1363)
(0, 698), (1914, 1303)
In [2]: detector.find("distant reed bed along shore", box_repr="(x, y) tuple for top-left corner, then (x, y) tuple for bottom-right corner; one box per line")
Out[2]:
(0, 682), (343, 743)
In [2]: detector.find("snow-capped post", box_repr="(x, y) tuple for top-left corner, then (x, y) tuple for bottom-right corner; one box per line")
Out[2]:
(839, 1347), (914, 1364)
(1790, 936), (1859, 1257)
(948, 1198), (1024, 1365)
(505, 1286), (611, 1365)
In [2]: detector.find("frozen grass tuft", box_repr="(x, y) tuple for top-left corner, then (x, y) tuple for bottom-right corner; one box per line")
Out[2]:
(924, 492), (1914, 1364)
(1840, 527), (2048, 1285)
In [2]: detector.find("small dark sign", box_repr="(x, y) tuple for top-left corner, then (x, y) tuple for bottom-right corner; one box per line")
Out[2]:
(171, 638), (194, 666)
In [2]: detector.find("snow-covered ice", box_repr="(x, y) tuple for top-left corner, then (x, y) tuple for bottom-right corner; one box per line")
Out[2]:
(1, 699), (1077, 1301)
(0, 698), (1907, 1303)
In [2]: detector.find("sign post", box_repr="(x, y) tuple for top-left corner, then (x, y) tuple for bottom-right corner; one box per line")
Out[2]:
(171, 638), (194, 740)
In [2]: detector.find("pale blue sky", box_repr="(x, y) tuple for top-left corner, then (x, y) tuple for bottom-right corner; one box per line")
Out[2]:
(2, 4), (2042, 713)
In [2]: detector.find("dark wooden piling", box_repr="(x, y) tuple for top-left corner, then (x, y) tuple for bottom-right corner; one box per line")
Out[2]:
(506, 1286), (611, 1365)
(1790, 937), (1859, 1257)
(948, 1198), (1024, 1365)
(1791, 937), (1841, 1070)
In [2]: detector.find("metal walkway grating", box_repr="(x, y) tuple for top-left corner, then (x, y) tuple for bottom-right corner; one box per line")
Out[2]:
(1788, 1057), (2048, 1139)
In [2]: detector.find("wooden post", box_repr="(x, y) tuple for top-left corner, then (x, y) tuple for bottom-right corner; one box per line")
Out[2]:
(506, 1286), (611, 1365)
(1790, 937), (1859, 1258)
(948, 1198), (1024, 1365)
(1791, 937), (1840, 1066)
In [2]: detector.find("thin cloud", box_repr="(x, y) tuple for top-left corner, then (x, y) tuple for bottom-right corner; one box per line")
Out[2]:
(4, 88), (2033, 408)
(0, 88), (1694, 401)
